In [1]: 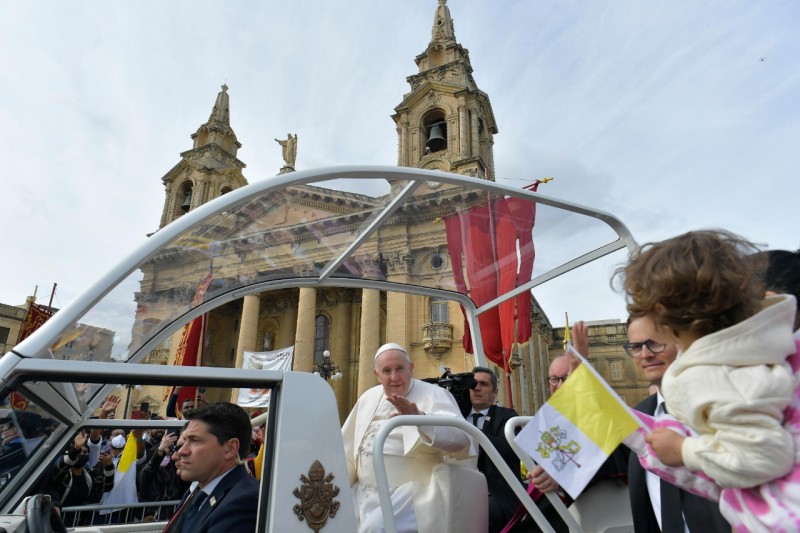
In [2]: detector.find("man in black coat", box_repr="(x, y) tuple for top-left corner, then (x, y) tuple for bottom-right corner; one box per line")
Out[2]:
(463, 366), (521, 532)
(463, 367), (568, 533)
(626, 317), (730, 533)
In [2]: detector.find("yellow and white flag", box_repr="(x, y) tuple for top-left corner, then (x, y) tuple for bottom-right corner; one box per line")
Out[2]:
(99, 432), (140, 514)
(515, 348), (641, 499)
(117, 432), (138, 474)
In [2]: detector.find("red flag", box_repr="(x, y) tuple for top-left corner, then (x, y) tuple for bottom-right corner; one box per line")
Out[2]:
(11, 301), (55, 410)
(444, 215), (474, 353)
(445, 200), (503, 366)
(494, 198), (517, 370)
(445, 192), (537, 369)
(16, 302), (54, 344)
(506, 197), (536, 343)
(166, 275), (212, 415)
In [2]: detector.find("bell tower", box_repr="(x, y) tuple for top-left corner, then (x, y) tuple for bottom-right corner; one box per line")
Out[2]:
(159, 84), (248, 228)
(393, 0), (498, 179)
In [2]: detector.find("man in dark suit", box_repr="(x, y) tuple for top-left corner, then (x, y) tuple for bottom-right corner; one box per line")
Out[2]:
(166, 402), (258, 533)
(464, 367), (569, 533)
(463, 366), (521, 532)
(625, 318), (729, 533)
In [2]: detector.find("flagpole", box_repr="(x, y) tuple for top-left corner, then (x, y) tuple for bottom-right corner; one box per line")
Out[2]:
(47, 283), (57, 311)
(504, 355), (514, 410)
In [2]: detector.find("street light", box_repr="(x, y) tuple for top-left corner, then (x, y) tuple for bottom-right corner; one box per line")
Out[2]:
(312, 350), (343, 381)
(116, 384), (144, 417)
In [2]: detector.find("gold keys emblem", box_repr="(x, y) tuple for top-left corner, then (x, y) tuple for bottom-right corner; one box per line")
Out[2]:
(292, 460), (340, 531)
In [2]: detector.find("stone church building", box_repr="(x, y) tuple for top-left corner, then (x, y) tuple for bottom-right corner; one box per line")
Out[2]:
(129, 0), (649, 422)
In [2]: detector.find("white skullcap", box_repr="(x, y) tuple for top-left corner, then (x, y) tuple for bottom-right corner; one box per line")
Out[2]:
(374, 342), (407, 360)
(111, 434), (127, 449)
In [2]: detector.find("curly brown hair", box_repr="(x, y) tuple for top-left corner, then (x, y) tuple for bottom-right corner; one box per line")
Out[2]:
(613, 230), (765, 337)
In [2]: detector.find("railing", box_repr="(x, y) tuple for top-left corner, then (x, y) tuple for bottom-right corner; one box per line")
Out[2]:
(145, 348), (170, 365)
(373, 415), (581, 533)
(60, 499), (180, 528)
(422, 322), (453, 356)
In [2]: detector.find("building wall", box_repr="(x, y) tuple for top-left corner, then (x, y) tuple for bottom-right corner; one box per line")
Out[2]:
(548, 320), (651, 406)
(0, 303), (26, 355)
(129, 2), (594, 422)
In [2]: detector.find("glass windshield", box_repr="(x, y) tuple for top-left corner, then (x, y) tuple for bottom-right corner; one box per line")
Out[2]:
(0, 396), (65, 496)
(27, 169), (631, 400)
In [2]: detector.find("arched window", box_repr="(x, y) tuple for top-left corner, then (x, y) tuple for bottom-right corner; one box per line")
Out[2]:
(430, 297), (449, 323)
(314, 315), (330, 364)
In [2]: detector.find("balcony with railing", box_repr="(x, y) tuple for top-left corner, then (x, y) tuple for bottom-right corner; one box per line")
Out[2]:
(422, 322), (453, 357)
(145, 348), (170, 365)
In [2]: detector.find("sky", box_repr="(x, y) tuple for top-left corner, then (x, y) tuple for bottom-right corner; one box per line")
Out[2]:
(1, 0), (798, 328)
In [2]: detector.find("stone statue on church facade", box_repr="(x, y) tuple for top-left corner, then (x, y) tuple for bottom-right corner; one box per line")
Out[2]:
(276, 133), (298, 171)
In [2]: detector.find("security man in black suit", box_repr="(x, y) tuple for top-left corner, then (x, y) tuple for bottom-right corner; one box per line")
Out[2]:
(463, 366), (521, 532)
(625, 317), (730, 532)
(463, 367), (567, 532)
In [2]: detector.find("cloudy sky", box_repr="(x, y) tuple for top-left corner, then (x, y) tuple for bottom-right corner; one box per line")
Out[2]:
(2, 0), (798, 328)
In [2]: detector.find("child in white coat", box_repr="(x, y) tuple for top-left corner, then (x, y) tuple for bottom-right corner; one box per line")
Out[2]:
(617, 230), (799, 531)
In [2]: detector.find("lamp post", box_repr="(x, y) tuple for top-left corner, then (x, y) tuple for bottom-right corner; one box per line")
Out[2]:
(116, 384), (143, 418)
(312, 350), (343, 381)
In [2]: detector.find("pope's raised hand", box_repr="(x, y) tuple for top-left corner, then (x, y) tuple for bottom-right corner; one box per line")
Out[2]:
(386, 394), (422, 416)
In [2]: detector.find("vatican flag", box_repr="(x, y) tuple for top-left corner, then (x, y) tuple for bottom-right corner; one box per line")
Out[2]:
(99, 432), (139, 515)
(515, 350), (642, 499)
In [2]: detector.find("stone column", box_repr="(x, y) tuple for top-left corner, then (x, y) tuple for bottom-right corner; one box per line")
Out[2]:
(357, 288), (381, 395)
(293, 288), (316, 373)
(276, 295), (298, 349)
(385, 291), (408, 349)
(459, 106), (467, 157)
(471, 110), (480, 158)
(385, 249), (411, 349)
(330, 299), (353, 422)
(397, 118), (410, 167)
(396, 125), (403, 166)
(230, 294), (260, 402)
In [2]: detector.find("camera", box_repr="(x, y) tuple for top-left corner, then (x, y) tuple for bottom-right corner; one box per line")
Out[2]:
(422, 369), (475, 415)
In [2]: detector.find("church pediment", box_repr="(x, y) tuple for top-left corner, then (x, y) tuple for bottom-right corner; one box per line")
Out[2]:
(213, 183), (387, 254)
(407, 59), (476, 94)
(180, 145), (246, 172)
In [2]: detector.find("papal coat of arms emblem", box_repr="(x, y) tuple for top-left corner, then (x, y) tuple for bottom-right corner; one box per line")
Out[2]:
(293, 460), (340, 532)
(536, 425), (582, 471)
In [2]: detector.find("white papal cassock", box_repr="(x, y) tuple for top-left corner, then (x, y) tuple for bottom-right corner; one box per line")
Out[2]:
(341, 379), (476, 533)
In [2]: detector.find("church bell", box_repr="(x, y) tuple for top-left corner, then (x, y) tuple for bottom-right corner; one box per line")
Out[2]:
(180, 191), (192, 212)
(426, 123), (446, 153)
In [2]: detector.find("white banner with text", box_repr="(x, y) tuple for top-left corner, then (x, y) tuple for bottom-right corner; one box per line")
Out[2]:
(237, 346), (294, 408)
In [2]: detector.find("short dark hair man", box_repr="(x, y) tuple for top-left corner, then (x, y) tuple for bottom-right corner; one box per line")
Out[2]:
(166, 402), (258, 533)
(463, 366), (521, 532)
(466, 367), (568, 532)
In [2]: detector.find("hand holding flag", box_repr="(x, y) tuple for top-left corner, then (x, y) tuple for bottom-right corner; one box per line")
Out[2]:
(515, 343), (643, 500)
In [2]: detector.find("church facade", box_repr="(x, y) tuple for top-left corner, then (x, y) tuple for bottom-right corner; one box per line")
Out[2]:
(129, 1), (644, 422)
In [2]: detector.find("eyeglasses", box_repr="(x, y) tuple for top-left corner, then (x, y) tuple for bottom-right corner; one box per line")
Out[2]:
(623, 339), (667, 358)
(548, 375), (568, 387)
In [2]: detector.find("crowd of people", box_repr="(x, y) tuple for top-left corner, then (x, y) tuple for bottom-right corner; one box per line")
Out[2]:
(0, 388), (265, 530)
